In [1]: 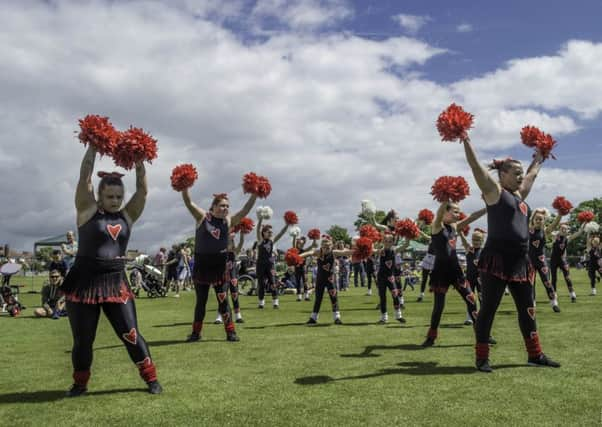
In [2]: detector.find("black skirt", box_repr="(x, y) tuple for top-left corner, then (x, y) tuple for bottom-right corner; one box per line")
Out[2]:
(193, 252), (228, 286)
(478, 246), (534, 283)
(61, 257), (133, 304)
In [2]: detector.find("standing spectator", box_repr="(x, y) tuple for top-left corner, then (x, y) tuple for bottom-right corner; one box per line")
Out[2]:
(153, 247), (167, 268)
(351, 257), (366, 288)
(164, 245), (179, 293)
(336, 242), (350, 291)
(48, 250), (68, 278)
(61, 230), (78, 270)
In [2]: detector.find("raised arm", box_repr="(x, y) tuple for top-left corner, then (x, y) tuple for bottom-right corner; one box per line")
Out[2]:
(456, 207), (486, 232)
(231, 194), (258, 228)
(256, 217), (263, 243)
(458, 230), (472, 252)
(75, 146), (98, 223)
(544, 214), (562, 238)
(181, 187), (205, 223)
(462, 139), (500, 205)
(235, 233), (245, 255)
(568, 224), (585, 243)
(518, 151), (544, 200)
(300, 249), (319, 259)
(431, 202), (448, 235)
(123, 162), (147, 225)
(273, 223), (288, 244)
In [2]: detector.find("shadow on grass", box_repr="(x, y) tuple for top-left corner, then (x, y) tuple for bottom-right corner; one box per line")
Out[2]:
(295, 361), (528, 384)
(0, 388), (145, 404)
(340, 343), (471, 358)
(65, 338), (224, 353)
(152, 322), (190, 328)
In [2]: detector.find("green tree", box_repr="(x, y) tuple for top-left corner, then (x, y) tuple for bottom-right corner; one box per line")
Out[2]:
(326, 225), (351, 244)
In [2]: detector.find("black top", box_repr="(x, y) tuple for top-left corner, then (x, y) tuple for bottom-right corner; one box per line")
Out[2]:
(195, 213), (229, 255)
(551, 235), (568, 261)
(226, 251), (238, 279)
(431, 224), (463, 281)
(317, 251), (335, 284)
(528, 228), (546, 259)
(257, 239), (275, 266)
(77, 210), (130, 259)
(484, 189), (530, 254)
(589, 247), (601, 269)
(465, 246), (481, 281)
(377, 248), (396, 279)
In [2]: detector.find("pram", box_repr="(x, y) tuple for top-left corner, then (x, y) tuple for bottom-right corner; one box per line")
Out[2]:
(1, 263), (25, 316)
(128, 255), (167, 298)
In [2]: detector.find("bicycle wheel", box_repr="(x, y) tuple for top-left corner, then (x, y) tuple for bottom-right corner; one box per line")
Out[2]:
(237, 275), (255, 296)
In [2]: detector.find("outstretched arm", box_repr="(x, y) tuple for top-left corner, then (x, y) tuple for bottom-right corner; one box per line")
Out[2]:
(231, 194), (258, 228)
(300, 249), (319, 259)
(544, 214), (562, 238)
(75, 146), (97, 215)
(273, 223), (288, 244)
(519, 151), (544, 200)
(456, 207), (486, 232)
(124, 162), (147, 224)
(458, 230), (472, 252)
(568, 224), (585, 243)
(181, 187), (205, 223)
(462, 139), (500, 205)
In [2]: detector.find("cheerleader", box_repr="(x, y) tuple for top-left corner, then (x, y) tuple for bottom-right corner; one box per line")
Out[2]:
(458, 228), (485, 325)
(374, 234), (409, 323)
(422, 202), (486, 347)
(292, 236), (316, 301)
(550, 223), (584, 301)
(215, 232), (246, 324)
(62, 146), (161, 396)
(182, 189), (257, 343)
(461, 140), (560, 371)
(301, 236), (355, 324)
(255, 217), (287, 309)
(528, 209), (561, 311)
(588, 236), (602, 295)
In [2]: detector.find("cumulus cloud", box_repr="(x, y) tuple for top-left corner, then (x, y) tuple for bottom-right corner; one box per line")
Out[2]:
(0, 1), (600, 254)
(392, 13), (430, 34)
(251, 0), (352, 30)
(456, 23), (473, 33)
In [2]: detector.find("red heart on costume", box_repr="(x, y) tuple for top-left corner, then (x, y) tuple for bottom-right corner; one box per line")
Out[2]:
(231, 278), (238, 287)
(123, 328), (137, 345)
(217, 292), (227, 302)
(388, 276), (395, 284)
(532, 240), (540, 248)
(527, 307), (536, 320)
(328, 289), (337, 297)
(538, 255), (545, 262)
(136, 357), (152, 367)
(519, 202), (528, 216)
(466, 293), (475, 304)
(385, 260), (393, 269)
(323, 263), (331, 272)
(210, 229), (221, 239)
(472, 311), (478, 319)
(449, 238), (456, 249)
(107, 224), (122, 241)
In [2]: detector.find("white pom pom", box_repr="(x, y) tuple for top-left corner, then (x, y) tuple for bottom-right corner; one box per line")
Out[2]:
(263, 206), (273, 220)
(351, 235), (360, 242)
(361, 200), (376, 215)
(585, 221), (600, 234)
(256, 206), (265, 219)
(289, 226), (301, 237)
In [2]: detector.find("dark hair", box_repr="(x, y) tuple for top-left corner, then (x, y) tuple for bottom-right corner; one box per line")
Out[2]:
(261, 224), (273, 235)
(97, 172), (124, 196)
(381, 209), (397, 225)
(488, 158), (521, 174)
(211, 193), (229, 209)
(52, 249), (61, 256)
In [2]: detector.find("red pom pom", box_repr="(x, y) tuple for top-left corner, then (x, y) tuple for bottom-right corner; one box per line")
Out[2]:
(113, 126), (158, 170)
(552, 196), (573, 216)
(232, 217), (255, 234)
(418, 209), (435, 225)
(536, 133), (557, 160)
(431, 176), (470, 203)
(353, 237), (373, 260)
(307, 229), (321, 240)
(170, 164), (198, 192)
(520, 126), (543, 148)
(242, 172), (272, 199)
(436, 103), (474, 142)
(394, 219), (420, 239)
(77, 114), (119, 156)
(577, 211), (595, 224)
(284, 248), (304, 266)
(359, 224), (382, 242)
(284, 211), (299, 225)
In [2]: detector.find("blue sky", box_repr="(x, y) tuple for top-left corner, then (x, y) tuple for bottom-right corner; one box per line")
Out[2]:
(1, 0), (601, 252)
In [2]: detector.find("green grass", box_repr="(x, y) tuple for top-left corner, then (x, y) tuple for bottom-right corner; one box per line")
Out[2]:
(1, 271), (601, 426)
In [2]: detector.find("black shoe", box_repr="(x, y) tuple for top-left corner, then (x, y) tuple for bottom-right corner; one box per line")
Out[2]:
(214, 319), (223, 324)
(421, 337), (435, 347)
(236, 318), (245, 324)
(552, 305), (561, 313)
(416, 296), (423, 302)
(258, 304), (264, 309)
(378, 319), (387, 324)
(226, 333), (240, 342)
(186, 333), (201, 343)
(464, 320), (473, 326)
(476, 359), (493, 373)
(273, 305), (279, 309)
(334, 318), (343, 325)
(397, 317), (406, 324)
(488, 336), (497, 345)
(528, 354), (560, 368)
(306, 318), (317, 324)
(65, 384), (87, 398)
(147, 381), (163, 394)
(304, 297), (311, 301)
(571, 296), (576, 303)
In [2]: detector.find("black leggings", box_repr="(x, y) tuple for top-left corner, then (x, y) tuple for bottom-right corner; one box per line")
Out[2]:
(256, 264), (278, 300)
(476, 273), (537, 344)
(467, 277), (482, 305)
(295, 269), (307, 295)
(550, 258), (574, 292)
(530, 256), (556, 301)
(429, 283), (477, 332)
(589, 266), (602, 288)
(196, 282), (233, 324)
(313, 280), (339, 314)
(420, 269), (430, 293)
(366, 271), (376, 290)
(67, 299), (151, 372)
(352, 263), (365, 287)
(378, 277), (401, 314)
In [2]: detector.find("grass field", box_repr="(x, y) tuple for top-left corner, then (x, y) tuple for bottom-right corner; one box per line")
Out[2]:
(1, 270), (601, 426)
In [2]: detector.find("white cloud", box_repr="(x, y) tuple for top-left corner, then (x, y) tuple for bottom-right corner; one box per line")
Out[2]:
(456, 23), (472, 33)
(252, 0), (352, 30)
(392, 13), (430, 34)
(0, 1), (600, 254)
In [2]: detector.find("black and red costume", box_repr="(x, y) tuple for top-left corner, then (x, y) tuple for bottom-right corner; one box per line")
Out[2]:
(528, 228), (556, 301)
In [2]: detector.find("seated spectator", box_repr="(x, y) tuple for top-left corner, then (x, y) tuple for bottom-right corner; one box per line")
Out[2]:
(34, 270), (66, 319)
(48, 249), (68, 278)
(279, 266), (297, 289)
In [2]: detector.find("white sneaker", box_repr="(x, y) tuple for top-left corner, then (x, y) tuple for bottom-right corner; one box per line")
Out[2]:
(379, 314), (388, 324)
(591, 288), (597, 296)
(273, 299), (279, 309)
(366, 289), (372, 296)
(296, 294), (302, 301)
(214, 316), (223, 324)
(173, 294), (180, 298)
